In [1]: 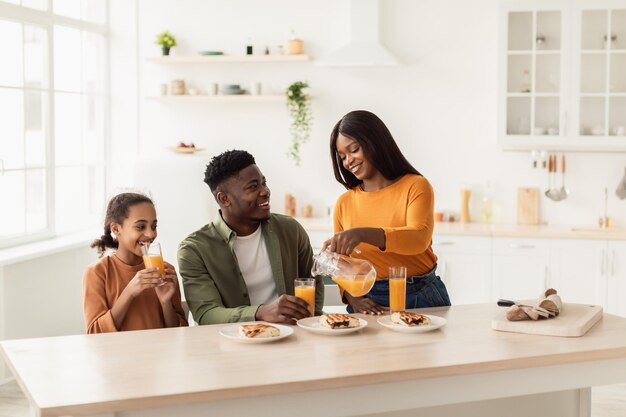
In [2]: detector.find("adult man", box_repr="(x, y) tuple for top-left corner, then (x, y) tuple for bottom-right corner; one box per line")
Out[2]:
(178, 150), (324, 324)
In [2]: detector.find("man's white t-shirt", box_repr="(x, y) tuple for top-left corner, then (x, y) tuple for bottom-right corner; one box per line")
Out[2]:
(232, 225), (278, 305)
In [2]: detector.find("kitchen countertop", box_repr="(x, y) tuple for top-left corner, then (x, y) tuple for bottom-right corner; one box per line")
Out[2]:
(3, 304), (626, 417)
(434, 222), (626, 240)
(295, 217), (626, 241)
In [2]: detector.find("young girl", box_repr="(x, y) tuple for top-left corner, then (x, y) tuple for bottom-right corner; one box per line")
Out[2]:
(83, 192), (188, 333)
(324, 110), (451, 315)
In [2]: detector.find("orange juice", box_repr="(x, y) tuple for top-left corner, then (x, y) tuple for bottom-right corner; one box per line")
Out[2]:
(332, 274), (376, 297)
(142, 255), (165, 276)
(389, 278), (406, 312)
(295, 285), (316, 316)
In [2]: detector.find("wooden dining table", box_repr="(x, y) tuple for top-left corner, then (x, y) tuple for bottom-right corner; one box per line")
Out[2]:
(2, 303), (626, 417)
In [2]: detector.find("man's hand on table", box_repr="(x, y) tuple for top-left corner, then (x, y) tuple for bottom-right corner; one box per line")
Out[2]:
(256, 295), (311, 324)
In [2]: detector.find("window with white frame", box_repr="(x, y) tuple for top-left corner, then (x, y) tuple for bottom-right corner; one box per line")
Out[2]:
(0, 0), (107, 248)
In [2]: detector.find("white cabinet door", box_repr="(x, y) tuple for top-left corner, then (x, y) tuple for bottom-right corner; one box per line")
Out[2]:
(572, 2), (626, 149)
(550, 239), (607, 308)
(499, 0), (626, 151)
(433, 236), (492, 305)
(492, 237), (551, 300)
(607, 240), (626, 317)
(499, 1), (570, 150)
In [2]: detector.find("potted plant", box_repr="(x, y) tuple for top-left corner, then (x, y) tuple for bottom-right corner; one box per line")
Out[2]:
(285, 81), (312, 166)
(155, 31), (177, 56)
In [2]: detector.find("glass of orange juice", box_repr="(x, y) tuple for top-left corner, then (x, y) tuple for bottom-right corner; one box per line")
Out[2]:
(294, 278), (316, 316)
(141, 242), (166, 284)
(389, 266), (406, 313)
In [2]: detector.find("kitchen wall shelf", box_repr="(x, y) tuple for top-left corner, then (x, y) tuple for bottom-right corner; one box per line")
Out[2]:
(499, 0), (626, 152)
(145, 54), (311, 64)
(146, 95), (287, 103)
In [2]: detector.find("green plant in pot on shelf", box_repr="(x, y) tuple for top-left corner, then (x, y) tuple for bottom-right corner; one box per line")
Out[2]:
(285, 81), (312, 166)
(155, 31), (177, 56)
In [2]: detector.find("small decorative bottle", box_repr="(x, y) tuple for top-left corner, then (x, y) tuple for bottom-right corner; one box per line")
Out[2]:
(481, 182), (494, 223)
(246, 38), (253, 55)
(284, 193), (296, 217)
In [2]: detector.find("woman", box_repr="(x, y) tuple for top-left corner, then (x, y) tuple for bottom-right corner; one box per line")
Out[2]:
(324, 110), (451, 315)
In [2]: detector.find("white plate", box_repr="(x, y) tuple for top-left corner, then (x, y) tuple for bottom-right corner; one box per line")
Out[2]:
(219, 322), (294, 344)
(377, 314), (447, 333)
(296, 316), (368, 335)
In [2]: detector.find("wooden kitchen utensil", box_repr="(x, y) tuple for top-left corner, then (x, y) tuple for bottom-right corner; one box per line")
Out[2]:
(492, 302), (602, 337)
(545, 154), (562, 201)
(557, 154), (569, 200)
(517, 187), (540, 225)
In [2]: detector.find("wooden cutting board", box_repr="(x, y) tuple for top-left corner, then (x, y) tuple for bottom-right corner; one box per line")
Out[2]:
(492, 303), (603, 337)
(517, 187), (540, 225)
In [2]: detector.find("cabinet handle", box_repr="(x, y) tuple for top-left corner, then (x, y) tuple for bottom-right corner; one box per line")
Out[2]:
(508, 243), (535, 249)
(612, 249), (616, 277)
(434, 241), (455, 246)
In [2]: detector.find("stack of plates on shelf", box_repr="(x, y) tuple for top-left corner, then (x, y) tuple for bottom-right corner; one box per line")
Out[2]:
(199, 50), (224, 56)
(221, 84), (245, 95)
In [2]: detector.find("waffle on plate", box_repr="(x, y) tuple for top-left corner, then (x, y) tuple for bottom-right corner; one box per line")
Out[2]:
(390, 312), (432, 327)
(318, 314), (360, 329)
(238, 323), (280, 338)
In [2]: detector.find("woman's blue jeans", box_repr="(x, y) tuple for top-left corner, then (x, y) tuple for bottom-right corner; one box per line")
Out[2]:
(346, 265), (451, 313)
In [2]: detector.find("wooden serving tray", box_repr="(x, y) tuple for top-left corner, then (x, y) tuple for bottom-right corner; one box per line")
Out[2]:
(492, 302), (603, 337)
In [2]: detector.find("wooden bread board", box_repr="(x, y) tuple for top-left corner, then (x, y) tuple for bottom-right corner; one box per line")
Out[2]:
(492, 303), (603, 337)
(517, 187), (540, 225)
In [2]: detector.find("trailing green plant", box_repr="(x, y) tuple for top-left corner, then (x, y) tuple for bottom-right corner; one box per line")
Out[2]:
(285, 81), (312, 166)
(155, 31), (177, 48)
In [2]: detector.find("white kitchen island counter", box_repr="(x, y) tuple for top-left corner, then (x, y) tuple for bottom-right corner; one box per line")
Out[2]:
(2, 304), (626, 417)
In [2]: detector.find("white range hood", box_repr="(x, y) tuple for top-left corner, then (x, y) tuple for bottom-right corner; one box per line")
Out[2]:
(317, 0), (399, 67)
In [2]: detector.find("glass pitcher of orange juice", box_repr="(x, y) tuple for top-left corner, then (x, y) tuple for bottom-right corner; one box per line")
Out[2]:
(311, 250), (376, 297)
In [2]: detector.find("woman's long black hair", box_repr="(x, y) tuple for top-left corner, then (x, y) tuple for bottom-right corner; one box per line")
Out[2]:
(330, 110), (420, 190)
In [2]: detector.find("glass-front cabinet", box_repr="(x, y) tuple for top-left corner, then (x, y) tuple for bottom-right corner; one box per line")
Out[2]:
(499, 0), (626, 151)
(577, 8), (626, 138)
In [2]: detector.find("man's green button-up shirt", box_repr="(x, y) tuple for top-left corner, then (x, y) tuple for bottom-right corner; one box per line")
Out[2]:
(178, 212), (324, 324)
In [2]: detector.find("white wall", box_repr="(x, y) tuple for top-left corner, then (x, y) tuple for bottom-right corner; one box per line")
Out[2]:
(0, 246), (97, 378)
(109, 0), (139, 189)
(1, 248), (93, 340)
(112, 0), (626, 236)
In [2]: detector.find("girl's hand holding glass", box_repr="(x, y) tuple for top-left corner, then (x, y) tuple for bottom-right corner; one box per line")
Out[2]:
(126, 268), (165, 298)
(155, 262), (179, 303)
